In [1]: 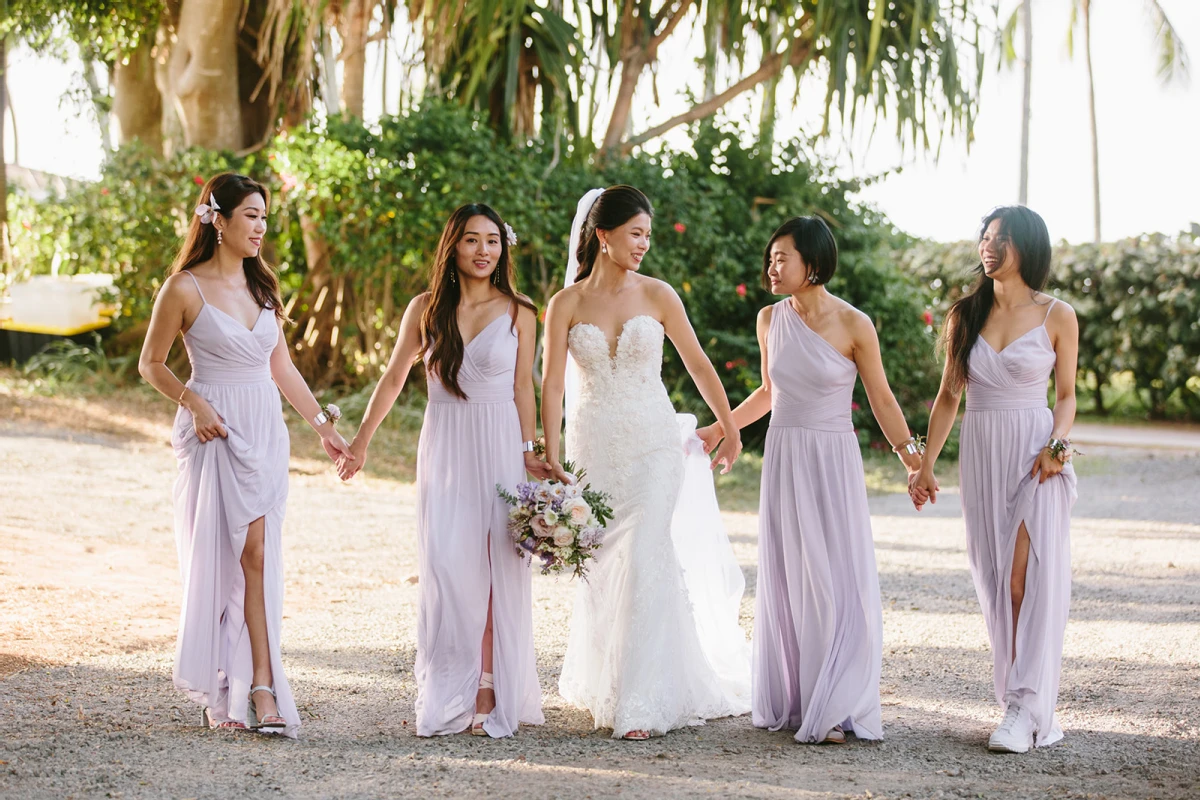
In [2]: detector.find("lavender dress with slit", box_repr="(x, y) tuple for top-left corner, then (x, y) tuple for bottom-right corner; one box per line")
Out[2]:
(171, 271), (298, 736)
(752, 299), (883, 742)
(414, 308), (543, 737)
(960, 298), (1076, 746)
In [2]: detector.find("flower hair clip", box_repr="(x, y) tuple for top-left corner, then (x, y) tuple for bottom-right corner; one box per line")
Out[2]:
(503, 222), (518, 247)
(195, 195), (221, 225)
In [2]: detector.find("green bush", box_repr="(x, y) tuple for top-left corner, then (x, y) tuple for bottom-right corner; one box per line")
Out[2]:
(18, 103), (941, 451)
(901, 232), (1200, 420)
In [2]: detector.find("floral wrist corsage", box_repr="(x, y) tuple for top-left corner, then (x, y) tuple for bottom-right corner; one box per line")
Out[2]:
(1045, 437), (1079, 464)
(313, 403), (342, 428)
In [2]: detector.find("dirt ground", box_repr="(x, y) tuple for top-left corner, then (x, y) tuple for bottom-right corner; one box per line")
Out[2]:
(1, 388), (1198, 800)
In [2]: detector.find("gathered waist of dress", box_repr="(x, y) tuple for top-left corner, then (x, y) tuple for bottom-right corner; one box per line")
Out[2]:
(189, 366), (274, 386)
(965, 384), (1048, 412)
(769, 397), (854, 433)
(427, 380), (514, 405)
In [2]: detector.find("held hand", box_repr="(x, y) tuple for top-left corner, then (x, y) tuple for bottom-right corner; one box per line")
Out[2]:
(547, 460), (574, 485)
(1031, 449), (1064, 484)
(322, 431), (353, 472)
(710, 432), (742, 475)
(695, 424), (723, 455)
(524, 451), (553, 480)
(187, 395), (228, 443)
(909, 467), (939, 510)
(338, 436), (369, 481)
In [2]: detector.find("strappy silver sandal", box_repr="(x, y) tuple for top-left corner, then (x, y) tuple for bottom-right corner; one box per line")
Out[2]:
(247, 685), (287, 730)
(471, 672), (494, 736)
(202, 707), (246, 730)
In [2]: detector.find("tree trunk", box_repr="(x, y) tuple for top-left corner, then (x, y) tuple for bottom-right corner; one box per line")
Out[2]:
(0, 36), (11, 277)
(1082, 0), (1101, 243)
(166, 0), (243, 150)
(320, 22), (342, 116)
(602, 56), (643, 153)
(1018, 0), (1032, 205)
(80, 49), (114, 156)
(113, 37), (164, 154)
(337, 0), (372, 119)
(238, 0), (274, 150)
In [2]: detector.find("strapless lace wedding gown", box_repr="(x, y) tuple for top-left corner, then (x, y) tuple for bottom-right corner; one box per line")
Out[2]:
(558, 315), (751, 737)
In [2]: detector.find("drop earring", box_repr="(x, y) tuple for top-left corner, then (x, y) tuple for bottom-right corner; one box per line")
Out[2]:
(450, 270), (457, 284)
(493, 268), (500, 286)
(216, 229), (223, 245)
(601, 241), (607, 254)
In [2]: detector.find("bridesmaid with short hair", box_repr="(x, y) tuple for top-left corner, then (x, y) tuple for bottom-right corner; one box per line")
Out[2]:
(139, 173), (352, 736)
(910, 206), (1078, 753)
(698, 215), (922, 744)
(341, 203), (547, 738)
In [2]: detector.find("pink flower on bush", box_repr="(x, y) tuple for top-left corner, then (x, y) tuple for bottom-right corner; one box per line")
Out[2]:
(280, 173), (298, 193)
(22, 221), (31, 231)
(922, 310), (934, 326)
(851, 401), (861, 411)
(100, 188), (109, 196)
(736, 283), (747, 297)
(193, 175), (205, 186)
(674, 222), (686, 233)
(725, 361), (735, 370)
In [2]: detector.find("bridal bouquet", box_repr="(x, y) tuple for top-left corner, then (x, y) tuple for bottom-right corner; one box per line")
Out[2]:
(497, 462), (613, 580)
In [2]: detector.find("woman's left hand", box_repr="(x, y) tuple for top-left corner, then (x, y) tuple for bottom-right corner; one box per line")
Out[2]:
(322, 431), (354, 467)
(1031, 448), (1065, 483)
(710, 432), (742, 475)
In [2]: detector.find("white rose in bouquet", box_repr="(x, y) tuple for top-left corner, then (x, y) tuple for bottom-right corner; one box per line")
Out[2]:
(530, 514), (555, 538)
(552, 526), (575, 547)
(563, 497), (591, 526)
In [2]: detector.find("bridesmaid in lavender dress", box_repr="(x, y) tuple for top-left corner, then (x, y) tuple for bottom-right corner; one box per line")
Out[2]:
(911, 206), (1078, 753)
(341, 204), (547, 738)
(139, 174), (352, 736)
(698, 216), (923, 744)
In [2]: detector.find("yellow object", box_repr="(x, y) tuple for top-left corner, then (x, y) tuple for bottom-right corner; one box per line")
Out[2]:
(0, 318), (112, 336)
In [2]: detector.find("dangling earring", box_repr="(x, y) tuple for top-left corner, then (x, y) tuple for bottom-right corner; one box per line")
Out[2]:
(492, 268), (500, 286)
(216, 229), (223, 245)
(600, 240), (607, 254)
(450, 270), (457, 284)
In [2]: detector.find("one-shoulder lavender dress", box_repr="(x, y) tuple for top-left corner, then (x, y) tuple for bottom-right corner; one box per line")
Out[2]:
(960, 299), (1076, 746)
(752, 299), (884, 743)
(171, 271), (298, 736)
(414, 309), (543, 737)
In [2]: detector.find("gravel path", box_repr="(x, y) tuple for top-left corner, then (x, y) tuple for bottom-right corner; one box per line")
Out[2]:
(1, 407), (1198, 799)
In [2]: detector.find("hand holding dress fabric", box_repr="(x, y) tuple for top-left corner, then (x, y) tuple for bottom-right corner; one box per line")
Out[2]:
(186, 395), (228, 442)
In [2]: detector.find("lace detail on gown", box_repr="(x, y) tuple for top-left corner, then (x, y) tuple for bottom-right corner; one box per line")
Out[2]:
(559, 315), (750, 737)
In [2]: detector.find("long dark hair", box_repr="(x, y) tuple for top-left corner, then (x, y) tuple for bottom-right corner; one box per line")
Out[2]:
(169, 173), (285, 320)
(760, 215), (838, 289)
(421, 203), (535, 399)
(574, 185), (654, 282)
(940, 205), (1052, 391)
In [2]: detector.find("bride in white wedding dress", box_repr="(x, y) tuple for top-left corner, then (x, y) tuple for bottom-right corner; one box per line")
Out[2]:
(541, 186), (752, 739)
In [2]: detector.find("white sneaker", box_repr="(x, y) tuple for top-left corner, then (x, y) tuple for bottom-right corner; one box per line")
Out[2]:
(987, 702), (1034, 753)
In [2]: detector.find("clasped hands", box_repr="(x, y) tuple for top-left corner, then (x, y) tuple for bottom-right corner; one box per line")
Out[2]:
(331, 437), (558, 483)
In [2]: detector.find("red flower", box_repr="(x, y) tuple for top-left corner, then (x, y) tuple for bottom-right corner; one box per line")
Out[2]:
(851, 401), (861, 411)
(22, 221), (31, 231)
(922, 310), (934, 326)
(538, 309), (546, 323)
(674, 222), (686, 233)
(736, 283), (747, 297)
(193, 175), (205, 186)
(100, 187), (109, 195)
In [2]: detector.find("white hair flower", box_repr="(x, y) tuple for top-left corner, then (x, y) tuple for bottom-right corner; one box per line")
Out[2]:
(503, 222), (518, 247)
(195, 195), (221, 225)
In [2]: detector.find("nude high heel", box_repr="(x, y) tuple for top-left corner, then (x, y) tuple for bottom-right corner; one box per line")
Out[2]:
(471, 672), (494, 736)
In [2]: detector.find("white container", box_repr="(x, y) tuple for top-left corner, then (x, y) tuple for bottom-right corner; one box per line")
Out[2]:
(3, 274), (115, 334)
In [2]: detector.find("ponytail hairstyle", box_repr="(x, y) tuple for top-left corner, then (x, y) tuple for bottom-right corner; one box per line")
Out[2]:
(421, 203), (536, 399)
(939, 205), (1052, 391)
(169, 173), (286, 320)
(574, 185), (654, 282)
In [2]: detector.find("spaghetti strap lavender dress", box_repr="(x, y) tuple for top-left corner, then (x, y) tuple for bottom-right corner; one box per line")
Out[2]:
(960, 300), (1076, 746)
(752, 299), (883, 742)
(171, 271), (298, 736)
(414, 309), (543, 737)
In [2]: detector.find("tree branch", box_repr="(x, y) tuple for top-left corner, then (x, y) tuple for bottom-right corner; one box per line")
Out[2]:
(621, 39), (812, 153)
(649, 0), (694, 58)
